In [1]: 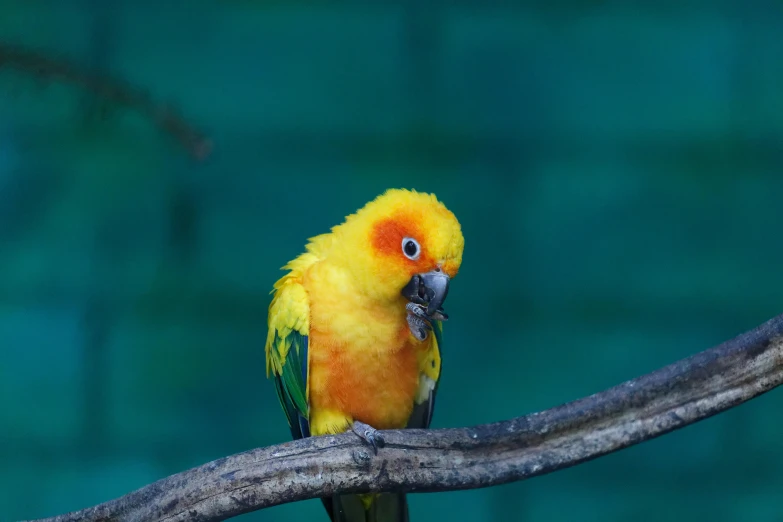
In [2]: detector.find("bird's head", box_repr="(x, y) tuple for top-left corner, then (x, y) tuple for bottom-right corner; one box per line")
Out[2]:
(331, 188), (464, 315)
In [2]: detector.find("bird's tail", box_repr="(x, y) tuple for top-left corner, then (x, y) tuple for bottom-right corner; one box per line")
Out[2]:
(323, 493), (409, 522)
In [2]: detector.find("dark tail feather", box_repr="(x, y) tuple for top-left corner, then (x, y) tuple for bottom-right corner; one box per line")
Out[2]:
(324, 493), (409, 522)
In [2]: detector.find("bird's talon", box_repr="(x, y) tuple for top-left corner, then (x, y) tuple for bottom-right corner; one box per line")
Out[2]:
(406, 301), (448, 322)
(352, 421), (384, 455)
(406, 307), (431, 341)
(405, 302), (427, 318)
(431, 308), (449, 321)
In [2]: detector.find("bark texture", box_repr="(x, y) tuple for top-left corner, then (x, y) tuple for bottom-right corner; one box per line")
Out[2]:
(25, 313), (783, 522)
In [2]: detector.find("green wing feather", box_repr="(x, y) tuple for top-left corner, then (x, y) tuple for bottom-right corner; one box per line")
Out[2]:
(265, 278), (310, 438)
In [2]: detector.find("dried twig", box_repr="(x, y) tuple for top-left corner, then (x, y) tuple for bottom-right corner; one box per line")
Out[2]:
(0, 43), (211, 159)
(23, 312), (783, 522)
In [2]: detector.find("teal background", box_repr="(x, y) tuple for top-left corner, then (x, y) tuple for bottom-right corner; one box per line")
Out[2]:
(2, 2), (783, 521)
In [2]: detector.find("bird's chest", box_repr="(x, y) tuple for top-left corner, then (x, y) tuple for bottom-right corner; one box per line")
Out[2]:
(308, 326), (420, 430)
(304, 262), (423, 429)
(307, 304), (421, 429)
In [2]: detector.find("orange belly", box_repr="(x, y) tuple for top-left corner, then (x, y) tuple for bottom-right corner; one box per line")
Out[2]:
(308, 326), (420, 430)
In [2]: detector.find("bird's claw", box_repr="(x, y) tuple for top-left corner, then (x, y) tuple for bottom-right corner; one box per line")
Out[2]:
(406, 302), (447, 322)
(351, 420), (385, 455)
(430, 308), (448, 321)
(407, 317), (428, 341)
(406, 302), (447, 341)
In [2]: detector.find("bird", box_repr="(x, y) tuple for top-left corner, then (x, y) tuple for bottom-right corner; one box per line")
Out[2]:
(265, 188), (464, 521)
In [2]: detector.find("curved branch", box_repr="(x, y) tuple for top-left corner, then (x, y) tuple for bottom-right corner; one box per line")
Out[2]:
(26, 313), (783, 522)
(0, 43), (211, 160)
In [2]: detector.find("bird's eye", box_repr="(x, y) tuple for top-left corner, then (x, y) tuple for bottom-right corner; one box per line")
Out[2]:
(402, 237), (420, 260)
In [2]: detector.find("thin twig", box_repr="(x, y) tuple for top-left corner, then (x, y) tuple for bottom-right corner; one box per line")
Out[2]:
(0, 43), (211, 160)
(23, 312), (783, 522)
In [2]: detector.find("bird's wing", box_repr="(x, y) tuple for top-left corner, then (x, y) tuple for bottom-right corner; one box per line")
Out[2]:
(406, 320), (443, 430)
(265, 272), (311, 439)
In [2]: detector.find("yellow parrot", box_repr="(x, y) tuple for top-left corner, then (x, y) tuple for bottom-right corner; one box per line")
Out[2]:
(265, 188), (464, 522)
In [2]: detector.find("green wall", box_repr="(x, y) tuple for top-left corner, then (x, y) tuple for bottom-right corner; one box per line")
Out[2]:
(2, 2), (782, 521)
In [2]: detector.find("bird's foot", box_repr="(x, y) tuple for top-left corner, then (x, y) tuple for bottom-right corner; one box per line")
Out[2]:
(406, 307), (431, 341)
(406, 302), (448, 322)
(406, 302), (448, 341)
(351, 420), (385, 455)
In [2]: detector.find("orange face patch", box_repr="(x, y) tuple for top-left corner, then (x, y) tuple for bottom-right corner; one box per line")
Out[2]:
(370, 214), (433, 269)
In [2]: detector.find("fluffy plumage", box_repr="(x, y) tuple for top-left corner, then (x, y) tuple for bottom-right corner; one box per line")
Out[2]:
(265, 188), (464, 521)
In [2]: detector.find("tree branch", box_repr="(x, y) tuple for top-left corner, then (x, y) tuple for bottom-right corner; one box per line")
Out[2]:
(0, 43), (211, 160)
(25, 313), (783, 522)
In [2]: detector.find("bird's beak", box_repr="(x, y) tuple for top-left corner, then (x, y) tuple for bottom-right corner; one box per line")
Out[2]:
(401, 269), (451, 318)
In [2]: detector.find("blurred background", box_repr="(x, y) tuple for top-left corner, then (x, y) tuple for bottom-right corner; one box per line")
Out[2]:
(2, 1), (783, 521)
